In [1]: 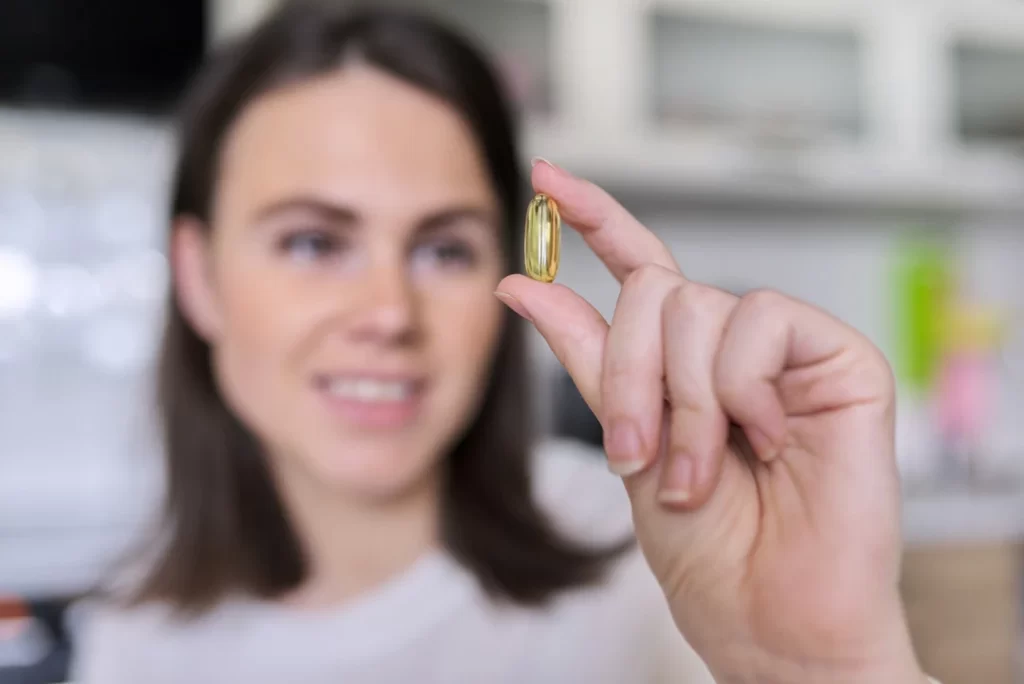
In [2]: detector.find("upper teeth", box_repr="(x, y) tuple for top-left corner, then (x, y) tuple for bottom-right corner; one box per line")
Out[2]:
(327, 378), (412, 402)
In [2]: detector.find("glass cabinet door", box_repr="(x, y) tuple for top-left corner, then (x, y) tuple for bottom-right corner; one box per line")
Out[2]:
(952, 41), (1024, 151)
(648, 8), (865, 147)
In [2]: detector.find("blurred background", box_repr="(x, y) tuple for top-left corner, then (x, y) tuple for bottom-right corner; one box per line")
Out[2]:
(1, 0), (1024, 682)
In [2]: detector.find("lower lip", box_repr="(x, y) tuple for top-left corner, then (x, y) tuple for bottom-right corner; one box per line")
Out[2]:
(316, 384), (424, 430)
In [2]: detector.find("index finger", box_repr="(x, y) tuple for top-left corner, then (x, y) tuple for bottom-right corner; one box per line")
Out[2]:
(531, 158), (680, 283)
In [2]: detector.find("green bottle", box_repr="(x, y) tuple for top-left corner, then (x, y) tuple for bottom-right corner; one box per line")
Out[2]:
(892, 236), (954, 395)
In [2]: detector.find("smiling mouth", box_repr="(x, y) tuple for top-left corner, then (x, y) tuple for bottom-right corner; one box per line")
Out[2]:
(314, 375), (425, 402)
(313, 374), (426, 429)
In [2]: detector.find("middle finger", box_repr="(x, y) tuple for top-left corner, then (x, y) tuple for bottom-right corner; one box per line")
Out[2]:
(601, 263), (683, 476)
(659, 282), (738, 507)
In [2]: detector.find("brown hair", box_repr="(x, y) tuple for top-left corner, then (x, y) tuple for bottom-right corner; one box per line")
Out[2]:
(129, 0), (627, 615)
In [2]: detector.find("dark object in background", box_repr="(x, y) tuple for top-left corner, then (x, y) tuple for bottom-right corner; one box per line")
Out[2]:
(553, 369), (604, 449)
(0, 598), (73, 684)
(0, 0), (206, 114)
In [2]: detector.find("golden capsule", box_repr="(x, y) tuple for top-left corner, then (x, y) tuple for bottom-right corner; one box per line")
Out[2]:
(524, 193), (560, 283)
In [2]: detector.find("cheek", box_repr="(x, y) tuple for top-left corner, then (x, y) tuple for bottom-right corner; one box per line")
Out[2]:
(428, 281), (505, 386)
(219, 271), (301, 364)
(208, 260), (317, 428)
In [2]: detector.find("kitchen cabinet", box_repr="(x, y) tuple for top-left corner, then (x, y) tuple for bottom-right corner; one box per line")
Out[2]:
(209, 0), (1024, 212)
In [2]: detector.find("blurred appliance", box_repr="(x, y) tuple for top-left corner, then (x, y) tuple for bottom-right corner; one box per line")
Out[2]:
(0, 0), (206, 113)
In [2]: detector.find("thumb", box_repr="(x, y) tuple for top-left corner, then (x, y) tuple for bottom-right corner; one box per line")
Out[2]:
(495, 274), (608, 416)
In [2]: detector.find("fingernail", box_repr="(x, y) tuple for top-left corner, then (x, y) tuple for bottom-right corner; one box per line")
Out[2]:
(609, 459), (646, 477)
(659, 455), (694, 505)
(494, 291), (532, 322)
(531, 156), (565, 175)
(606, 420), (646, 477)
(747, 427), (778, 462)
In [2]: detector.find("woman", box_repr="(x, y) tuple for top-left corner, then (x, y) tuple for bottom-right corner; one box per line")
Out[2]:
(71, 3), (709, 682)
(74, 3), (935, 684)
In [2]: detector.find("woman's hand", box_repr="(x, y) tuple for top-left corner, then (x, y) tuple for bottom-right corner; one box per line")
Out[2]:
(495, 160), (928, 684)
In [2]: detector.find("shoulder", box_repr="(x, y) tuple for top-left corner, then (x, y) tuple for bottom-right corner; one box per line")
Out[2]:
(530, 436), (635, 545)
(67, 598), (172, 683)
(69, 596), (256, 683)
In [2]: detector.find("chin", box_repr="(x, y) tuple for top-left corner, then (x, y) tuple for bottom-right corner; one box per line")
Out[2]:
(308, 442), (442, 501)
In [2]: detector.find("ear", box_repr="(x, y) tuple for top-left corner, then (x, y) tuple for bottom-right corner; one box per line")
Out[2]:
(171, 216), (222, 342)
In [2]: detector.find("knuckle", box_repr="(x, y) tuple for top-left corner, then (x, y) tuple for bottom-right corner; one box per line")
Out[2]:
(864, 344), (897, 394)
(622, 262), (679, 294)
(666, 282), (730, 319)
(740, 287), (787, 314)
(668, 400), (712, 432)
(667, 371), (710, 415)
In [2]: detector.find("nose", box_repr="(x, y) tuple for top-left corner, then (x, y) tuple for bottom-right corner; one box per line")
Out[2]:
(347, 255), (418, 345)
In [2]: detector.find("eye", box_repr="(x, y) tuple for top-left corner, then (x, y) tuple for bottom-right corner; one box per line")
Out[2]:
(279, 230), (346, 263)
(412, 238), (478, 270)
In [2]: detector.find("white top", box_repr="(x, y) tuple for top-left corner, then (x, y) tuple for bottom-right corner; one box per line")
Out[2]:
(68, 438), (716, 684)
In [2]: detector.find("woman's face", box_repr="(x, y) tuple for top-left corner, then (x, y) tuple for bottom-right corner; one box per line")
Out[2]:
(175, 66), (506, 500)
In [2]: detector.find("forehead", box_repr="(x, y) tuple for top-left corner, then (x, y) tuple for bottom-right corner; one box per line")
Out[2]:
(215, 65), (497, 220)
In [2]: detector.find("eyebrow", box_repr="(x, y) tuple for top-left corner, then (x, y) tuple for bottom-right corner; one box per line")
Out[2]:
(254, 197), (359, 225)
(418, 206), (497, 235)
(253, 196), (497, 233)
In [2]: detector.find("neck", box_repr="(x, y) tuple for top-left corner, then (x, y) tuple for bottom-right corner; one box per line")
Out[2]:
(271, 462), (442, 608)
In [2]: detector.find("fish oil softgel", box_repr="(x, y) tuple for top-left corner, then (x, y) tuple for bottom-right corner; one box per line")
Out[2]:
(524, 193), (560, 282)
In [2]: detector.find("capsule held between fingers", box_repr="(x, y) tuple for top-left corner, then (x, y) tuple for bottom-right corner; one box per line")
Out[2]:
(524, 193), (560, 283)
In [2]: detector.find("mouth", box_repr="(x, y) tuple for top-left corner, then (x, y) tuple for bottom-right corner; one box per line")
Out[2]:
(313, 373), (426, 429)
(319, 376), (419, 401)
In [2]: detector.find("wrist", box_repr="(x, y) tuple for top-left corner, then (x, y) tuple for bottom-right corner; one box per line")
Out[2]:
(708, 615), (927, 684)
(715, 653), (927, 684)
(718, 657), (929, 684)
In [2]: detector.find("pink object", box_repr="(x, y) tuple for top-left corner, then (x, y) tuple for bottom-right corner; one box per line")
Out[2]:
(936, 352), (994, 441)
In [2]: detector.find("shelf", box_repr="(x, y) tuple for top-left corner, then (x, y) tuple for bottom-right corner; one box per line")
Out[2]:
(648, 0), (866, 30)
(525, 121), (1024, 213)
